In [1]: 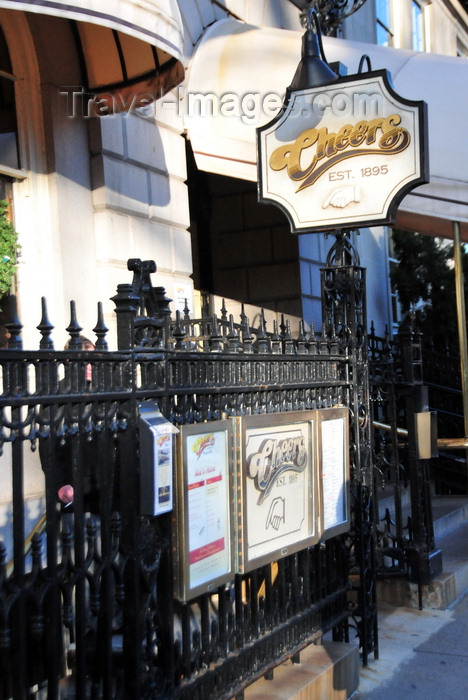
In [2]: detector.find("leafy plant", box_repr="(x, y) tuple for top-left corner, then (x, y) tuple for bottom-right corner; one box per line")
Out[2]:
(0, 199), (18, 299)
(390, 229), (468, 350)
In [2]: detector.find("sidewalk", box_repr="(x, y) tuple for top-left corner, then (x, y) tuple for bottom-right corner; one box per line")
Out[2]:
(355, 593), (468, 699)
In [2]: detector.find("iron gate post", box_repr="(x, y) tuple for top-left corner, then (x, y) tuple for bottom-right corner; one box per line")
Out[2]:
(399, 323), (442, 600)
(111, 283), (140, 350)
(321, 230), (378, 663)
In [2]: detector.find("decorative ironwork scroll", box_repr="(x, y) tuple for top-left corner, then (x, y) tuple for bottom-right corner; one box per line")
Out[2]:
(300, 0), (369, 36)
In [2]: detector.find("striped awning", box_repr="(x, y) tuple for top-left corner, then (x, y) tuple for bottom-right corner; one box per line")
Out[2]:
(0, 0), (185, 106)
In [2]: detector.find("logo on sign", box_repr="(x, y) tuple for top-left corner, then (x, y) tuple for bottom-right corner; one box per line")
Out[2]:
(269, 114), (410, 191)
(257, 71), (428, 232)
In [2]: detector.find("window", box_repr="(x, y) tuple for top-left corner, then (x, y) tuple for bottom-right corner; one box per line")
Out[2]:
(411, 0), (425, 52)
(388, 233), (401, 332)
(0, 25), (19, 170)
(375, 0), (393, 46)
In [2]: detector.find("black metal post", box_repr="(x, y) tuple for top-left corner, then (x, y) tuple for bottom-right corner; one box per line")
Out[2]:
(321, 230), (378, 663)
(399, 323), (442, 602)
(111, 283), (140, 350)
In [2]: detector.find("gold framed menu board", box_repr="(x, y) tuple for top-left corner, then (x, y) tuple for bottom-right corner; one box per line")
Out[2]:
(318, 407), (350, 540)
(175, 420), (235, 601)
(236, 411), (319, 573)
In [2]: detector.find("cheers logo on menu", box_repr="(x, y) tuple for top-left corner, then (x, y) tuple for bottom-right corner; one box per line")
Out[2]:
(247, 435), (307, 505)
(192, 434), (216, 458)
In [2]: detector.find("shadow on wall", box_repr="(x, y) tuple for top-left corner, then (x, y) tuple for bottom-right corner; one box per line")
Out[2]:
(87, 115), (171, 210)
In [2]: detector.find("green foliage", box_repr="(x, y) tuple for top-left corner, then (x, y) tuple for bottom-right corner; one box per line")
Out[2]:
(0, 200), (18, 298)
(390, 229), (468, 349)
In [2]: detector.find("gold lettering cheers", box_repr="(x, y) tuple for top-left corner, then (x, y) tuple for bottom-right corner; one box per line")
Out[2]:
(269, 114), (410, 191)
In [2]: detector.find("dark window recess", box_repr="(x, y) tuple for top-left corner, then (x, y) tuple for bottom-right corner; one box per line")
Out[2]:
(185, 140), (302, 318)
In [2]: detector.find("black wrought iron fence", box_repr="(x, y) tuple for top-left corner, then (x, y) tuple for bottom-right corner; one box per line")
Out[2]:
(421, 345), (466, 494)
(369, 323), (443, 602)
(0, 245), (378, 699)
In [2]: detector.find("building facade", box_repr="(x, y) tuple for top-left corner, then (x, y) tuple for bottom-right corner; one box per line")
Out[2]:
(1, 1), (467, 341)
(1, 0), (468, 546)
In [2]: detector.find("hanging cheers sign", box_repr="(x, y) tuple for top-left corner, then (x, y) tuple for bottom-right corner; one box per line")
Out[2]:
(257, 69), (429, 233)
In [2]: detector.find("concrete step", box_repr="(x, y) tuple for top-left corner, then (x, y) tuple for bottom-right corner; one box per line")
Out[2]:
(244, 641), (359, 700)
(376, 485), (411, 521)
(432, 496), (468, 539)
(377, 492), (468, 540)
(378, 495), (468, 610)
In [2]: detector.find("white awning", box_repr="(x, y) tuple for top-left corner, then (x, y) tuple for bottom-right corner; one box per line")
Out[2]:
(184, 18), (468, 240)
(0, 0), (184, 103)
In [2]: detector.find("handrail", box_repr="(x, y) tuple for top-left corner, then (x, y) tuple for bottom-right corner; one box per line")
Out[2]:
(6, 513), (46, 577)
(373, 420), (408, 438)
(436, 437), (468, 449)
(372, 419), (468, 450)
